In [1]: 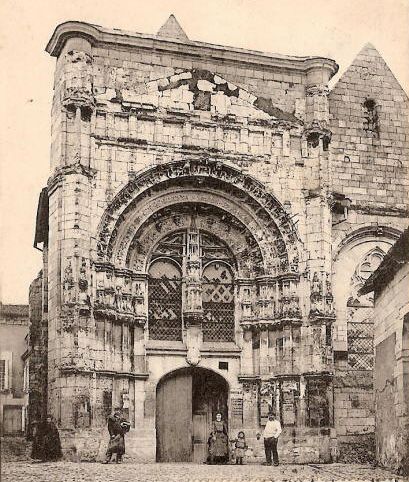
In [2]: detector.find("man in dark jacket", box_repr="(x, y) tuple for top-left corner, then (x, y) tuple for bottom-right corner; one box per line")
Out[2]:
(103, 408), (131, 463)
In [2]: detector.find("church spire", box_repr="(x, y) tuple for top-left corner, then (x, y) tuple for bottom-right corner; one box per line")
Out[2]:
(157, 14), (189, 41)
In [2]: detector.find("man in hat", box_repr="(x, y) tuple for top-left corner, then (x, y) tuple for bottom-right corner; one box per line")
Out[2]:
(103, 408), (131, 464)
(258, 412), (282, 466)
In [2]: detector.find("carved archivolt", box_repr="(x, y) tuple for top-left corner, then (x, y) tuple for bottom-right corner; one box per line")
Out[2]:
(126, 203), (264, 278)
(332, 224), (401, 261)
(96, 158), (302, 274)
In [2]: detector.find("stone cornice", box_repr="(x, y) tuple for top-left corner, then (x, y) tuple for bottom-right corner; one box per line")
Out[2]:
(47, 162), (97, 194)
(93, 135), (276, 164)
(59, 366), (149, 379)
(46, 21), (338, 78)
(349, 203), (409, 218)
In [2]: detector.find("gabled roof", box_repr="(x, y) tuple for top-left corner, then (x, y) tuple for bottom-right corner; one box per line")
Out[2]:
(330, 42), (408, 99)
(157, 14), (189, 41)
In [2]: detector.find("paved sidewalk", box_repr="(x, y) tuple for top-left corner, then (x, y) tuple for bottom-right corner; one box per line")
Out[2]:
(1, 461), (404, 482)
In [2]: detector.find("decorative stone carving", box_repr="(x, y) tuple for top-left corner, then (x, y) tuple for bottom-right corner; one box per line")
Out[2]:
(126, 203), (265, 278)
(186, 324), (202, 366)
(310, 271), (335, 319)
(348, 248), (385, 307)
(78, 257), (90, 313)
(303, 121), (331, 150)
(306, 84), (330, 97)
(241, 378), (259, 395)
(96, 159), (300, 273)
(63, 260), (75, 304)
(63, 50), (94, 110)
(93, 262), (148, 325)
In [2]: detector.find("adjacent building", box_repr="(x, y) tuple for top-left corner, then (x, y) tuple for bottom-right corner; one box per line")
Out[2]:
(360, 228), (409, 476)
(28, 16), (409, 463)
(0, 304), (29, 435)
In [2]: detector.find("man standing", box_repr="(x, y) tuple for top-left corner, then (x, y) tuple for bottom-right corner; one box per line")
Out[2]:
(103, 408), (131, 464)
(259, 412), (282, 466)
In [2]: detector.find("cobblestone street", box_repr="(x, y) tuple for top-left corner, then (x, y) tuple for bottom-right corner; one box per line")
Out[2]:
(1, 461), (404, 482)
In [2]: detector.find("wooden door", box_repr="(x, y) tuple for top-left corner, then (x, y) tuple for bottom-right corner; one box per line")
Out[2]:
(3, 406), (22, 434)
(192, 412), (208, 463)
(156, 371), (193, 462)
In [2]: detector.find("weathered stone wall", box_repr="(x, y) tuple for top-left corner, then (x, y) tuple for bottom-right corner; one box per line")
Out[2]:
(27, 271), (48, 436)
(329, 43), (409, 210)
(373, 263), (409, 475)
(328, 42), (409, 461)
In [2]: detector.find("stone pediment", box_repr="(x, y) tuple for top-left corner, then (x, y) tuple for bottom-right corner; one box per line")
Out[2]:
(95, 69), (301, 125)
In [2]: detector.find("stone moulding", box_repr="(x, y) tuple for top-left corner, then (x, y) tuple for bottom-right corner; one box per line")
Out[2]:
(92, 306), (146, 326)
(93, 134), (283, 165)
(46, 21), (339, 78)
(332, 224), (402, 261)
(47, 162), (97, 193)
(59, 366), (149, 379)
(241, 317), (303, 332)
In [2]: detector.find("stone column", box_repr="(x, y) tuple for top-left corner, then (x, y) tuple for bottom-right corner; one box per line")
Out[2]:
(184, 216), (204, 366)
(302, 65), (335, 382)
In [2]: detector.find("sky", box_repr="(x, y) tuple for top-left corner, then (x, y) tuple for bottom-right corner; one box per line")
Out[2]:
(0, 0), (408, 304)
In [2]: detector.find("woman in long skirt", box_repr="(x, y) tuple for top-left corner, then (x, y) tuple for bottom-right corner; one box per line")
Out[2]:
(209, 413), (228, 464)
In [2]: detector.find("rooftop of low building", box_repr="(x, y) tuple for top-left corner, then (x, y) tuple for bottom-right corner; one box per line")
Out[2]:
(360, 227), (409, 296)
(0, 303), (29, 320)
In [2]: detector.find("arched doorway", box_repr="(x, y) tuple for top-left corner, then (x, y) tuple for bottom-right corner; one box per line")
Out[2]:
(156, 367), (228, 463)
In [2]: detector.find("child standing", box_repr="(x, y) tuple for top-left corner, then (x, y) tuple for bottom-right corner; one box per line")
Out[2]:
(234, 431), (247, 465)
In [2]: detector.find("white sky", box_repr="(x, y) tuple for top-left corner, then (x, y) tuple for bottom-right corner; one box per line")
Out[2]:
(1, 0), (408, 304)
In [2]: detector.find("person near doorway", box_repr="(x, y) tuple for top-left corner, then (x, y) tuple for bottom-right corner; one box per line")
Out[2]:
(209, 412), (229, 464)
(31, 415), (62, 462)
(103, 408), (131, 464)
(234, 431), (247, 465)
(257, 412), (282, 466)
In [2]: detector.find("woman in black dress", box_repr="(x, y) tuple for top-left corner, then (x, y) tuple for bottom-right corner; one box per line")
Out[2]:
(31, 415), (62, 462)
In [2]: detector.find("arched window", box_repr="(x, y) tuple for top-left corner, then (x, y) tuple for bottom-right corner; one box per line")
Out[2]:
(347, 248), (385, 370)
(148, 259), (183, 341)
(202, 261), (235, 342)
(147, 229), (236, 342)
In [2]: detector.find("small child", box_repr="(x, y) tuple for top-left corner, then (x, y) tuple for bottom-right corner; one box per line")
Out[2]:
(234, 431), (247, 465)
(207, 432), (215, 464)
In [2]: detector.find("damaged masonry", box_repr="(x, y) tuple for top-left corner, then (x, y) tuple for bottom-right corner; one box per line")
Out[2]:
(27, 15), (409, 469)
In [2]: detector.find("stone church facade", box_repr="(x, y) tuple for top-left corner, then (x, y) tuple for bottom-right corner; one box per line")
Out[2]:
(29, 16), (409, 463)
